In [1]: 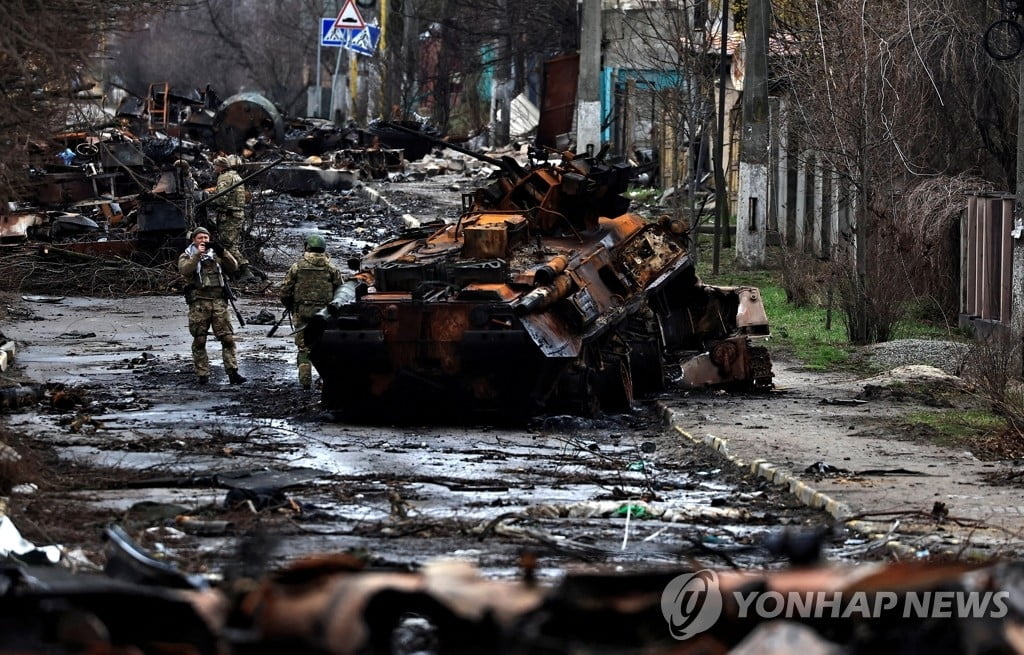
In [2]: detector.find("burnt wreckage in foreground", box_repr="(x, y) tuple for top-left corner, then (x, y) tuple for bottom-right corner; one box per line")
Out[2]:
(306, 130), (773, 420)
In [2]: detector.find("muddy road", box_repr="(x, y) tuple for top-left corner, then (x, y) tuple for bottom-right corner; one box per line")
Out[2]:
(0, 174), (856, 580)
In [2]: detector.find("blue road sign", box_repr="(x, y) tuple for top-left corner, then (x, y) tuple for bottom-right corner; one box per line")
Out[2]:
(321, 18), (380, 56)
(321, 17), (349, 47)
(344, 24), (381, 56)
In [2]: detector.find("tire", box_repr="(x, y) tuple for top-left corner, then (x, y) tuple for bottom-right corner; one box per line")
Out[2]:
(983, 19), (1024, 61)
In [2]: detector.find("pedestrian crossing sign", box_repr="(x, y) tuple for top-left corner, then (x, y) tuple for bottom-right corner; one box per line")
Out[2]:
(321, 18), (348, 46)
(344, 24), (381, 56)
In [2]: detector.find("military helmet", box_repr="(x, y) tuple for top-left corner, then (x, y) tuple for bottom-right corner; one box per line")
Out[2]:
(212, 156), (230, 169)
(305, 233), (327, 251)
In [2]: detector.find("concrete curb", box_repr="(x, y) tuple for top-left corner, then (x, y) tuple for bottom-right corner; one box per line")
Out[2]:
(656, 401), (920, 559)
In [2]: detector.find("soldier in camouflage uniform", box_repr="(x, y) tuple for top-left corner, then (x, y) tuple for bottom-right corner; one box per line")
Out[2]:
(177, 227), (247, 385)
(279, 234), (343, 390)
(209, 156), (255, 283)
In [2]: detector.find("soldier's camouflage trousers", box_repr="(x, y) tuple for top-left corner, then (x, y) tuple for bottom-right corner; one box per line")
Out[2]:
(188, 298), (237, 376)
(294, 308), (316, 387)
(216, 210), (248, 267)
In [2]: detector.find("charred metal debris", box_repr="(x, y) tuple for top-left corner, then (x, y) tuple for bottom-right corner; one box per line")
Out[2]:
(2, 531), (1023, 655)
(1, 83), (773, 414)
(0, 85), (427, 268)
(306, 123), (773, 421)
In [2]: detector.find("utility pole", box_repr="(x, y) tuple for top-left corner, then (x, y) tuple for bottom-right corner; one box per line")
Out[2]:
(712, 0), (730, 275)
(575, 0), (601, 153)
(315, 21), (323, 117)
(735, 0), (769, 268)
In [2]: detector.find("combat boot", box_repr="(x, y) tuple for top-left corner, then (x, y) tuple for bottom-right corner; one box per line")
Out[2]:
(197, 375), (208, 385)
(227, 369), (246, 384)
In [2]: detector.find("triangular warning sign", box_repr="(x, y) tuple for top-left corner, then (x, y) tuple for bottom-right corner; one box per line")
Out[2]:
(333, 0), (365, 31)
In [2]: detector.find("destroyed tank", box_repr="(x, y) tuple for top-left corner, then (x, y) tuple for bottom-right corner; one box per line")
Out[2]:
(305, 129), (772, 421)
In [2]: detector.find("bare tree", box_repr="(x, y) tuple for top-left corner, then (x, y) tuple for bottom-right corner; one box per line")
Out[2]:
(604, 2), (723, 262)
(773, 0), (1016, 341)
(0, 0), (182, 205)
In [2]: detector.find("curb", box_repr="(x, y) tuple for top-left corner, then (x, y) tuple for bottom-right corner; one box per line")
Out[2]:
(656, 401), (920, 559)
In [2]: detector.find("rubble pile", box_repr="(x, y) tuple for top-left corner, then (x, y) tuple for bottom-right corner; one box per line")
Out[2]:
(1, 86), (453, 277)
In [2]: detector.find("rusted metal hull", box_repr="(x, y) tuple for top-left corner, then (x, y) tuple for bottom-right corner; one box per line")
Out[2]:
(306, 135), (773, 422)
(308, 217), (771, 420)
(213, 92), (285, 154)
(310, 301), (551, 420)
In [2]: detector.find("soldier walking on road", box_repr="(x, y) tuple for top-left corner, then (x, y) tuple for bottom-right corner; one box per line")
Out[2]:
(178, 227), (247, 385)
(209, 155), (256, 283)
(279, 233), (343, 390)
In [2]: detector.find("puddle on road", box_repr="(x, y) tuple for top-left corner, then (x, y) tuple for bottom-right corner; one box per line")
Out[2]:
(9, 400), (846, 578)
(2, 295), (851, 580)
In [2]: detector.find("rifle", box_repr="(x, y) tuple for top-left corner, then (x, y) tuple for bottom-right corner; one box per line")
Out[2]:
(195, 155), (287, 211)
(266, 309), (291, 337)
(222, 279), (246, 326)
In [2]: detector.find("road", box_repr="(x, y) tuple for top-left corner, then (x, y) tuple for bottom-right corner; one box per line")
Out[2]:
(0, 174), (864, 581)
(0, 303), (846, 579)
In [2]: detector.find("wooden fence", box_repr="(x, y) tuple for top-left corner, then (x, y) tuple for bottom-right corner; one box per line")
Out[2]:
(961, 193), (1014, 331)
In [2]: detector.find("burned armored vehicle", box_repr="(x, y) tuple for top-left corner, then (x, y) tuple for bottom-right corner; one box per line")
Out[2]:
(305, 135), (772, 421)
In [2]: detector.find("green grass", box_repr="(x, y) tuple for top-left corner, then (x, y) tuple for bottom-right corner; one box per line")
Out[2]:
(691, 246), (974, 370)
(760, 285), (851, 368)
(903, 409), (1005, 448)
(625, 188), (662, 204)
(695, 251), (854, 369)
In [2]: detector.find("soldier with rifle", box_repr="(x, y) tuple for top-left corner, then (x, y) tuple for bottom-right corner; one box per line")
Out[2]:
(279, 233), (343, 391)
(177, 227), (247, 385)
(208, 155), (256, 284)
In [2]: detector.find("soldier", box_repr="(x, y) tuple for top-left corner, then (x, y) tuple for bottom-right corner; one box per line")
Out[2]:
(279, 233), (343, 391)
(178, 227), (247, 385)
(172, 159), (204, 232)
(209, 155), (256, 283)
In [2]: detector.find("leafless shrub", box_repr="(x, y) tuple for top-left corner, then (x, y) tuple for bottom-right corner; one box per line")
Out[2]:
(0, 248), (177, 296)
(780, 248), (828, 308)
(829, 225), (911, 344)
(242, 187), (282, 270)
(961, 331), (1024, 444)
(891, 175), (993, 325)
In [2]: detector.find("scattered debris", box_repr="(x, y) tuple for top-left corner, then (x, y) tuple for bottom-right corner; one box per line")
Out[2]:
(2, 535), (1022, 654)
